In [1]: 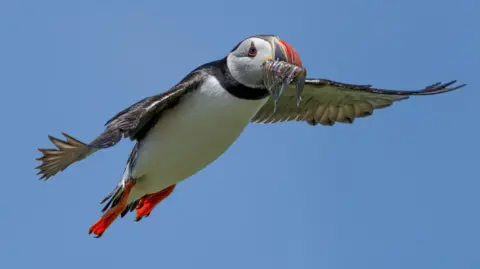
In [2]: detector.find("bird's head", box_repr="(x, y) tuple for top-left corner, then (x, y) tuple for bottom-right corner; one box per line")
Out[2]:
(226, 35), (307, 107)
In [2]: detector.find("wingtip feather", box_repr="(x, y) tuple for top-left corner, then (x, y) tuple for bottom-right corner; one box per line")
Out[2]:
(35, 133), (94, 180)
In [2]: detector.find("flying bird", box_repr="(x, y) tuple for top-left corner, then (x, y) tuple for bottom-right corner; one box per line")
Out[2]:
(35, 35), (466, 237)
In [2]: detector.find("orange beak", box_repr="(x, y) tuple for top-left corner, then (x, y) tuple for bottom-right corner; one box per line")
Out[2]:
(257, 35), (306, 111)
(273, 38), (303, 67)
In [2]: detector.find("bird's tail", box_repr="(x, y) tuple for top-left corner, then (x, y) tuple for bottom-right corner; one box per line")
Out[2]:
(89, 180), (136, 238)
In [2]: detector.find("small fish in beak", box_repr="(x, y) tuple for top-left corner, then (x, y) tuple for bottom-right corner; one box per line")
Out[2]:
(262, 38), (306, 112)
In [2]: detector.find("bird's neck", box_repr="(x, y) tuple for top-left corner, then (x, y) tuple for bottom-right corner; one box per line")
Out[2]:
(202, 57), (270, 101)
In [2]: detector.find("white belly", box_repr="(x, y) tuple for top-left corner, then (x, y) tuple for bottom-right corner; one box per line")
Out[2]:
(127, 76), (268, 202)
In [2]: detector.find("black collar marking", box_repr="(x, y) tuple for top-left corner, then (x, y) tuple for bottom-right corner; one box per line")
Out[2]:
(110, 57), (269, 143)
(194, 57), (270, 100)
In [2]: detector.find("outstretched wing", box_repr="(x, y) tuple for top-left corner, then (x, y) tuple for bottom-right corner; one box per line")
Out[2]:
(36, 71), (205, 180)
(251, 79), (466, 126)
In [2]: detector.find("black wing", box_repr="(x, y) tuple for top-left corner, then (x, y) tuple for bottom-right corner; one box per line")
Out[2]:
(251, 78), (466, 126)
(36, 71), (206, 180)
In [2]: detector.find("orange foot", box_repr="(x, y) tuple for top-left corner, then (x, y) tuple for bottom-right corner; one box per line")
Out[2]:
(88, 181), (136, 238)
(135, 184), (176, 222)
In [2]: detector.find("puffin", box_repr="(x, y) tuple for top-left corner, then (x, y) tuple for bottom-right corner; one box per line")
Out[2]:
(35, 34), (466, 238)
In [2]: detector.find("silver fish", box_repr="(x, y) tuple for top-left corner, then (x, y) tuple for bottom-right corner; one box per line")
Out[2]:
(262, 60), (307, 112)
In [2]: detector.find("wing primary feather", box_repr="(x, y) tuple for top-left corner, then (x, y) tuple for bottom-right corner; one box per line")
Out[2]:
(252, 77), (466, 126)
(35, 133), (98, 180)
(306, 79), (466, 96)
(35, 70), (206, 180)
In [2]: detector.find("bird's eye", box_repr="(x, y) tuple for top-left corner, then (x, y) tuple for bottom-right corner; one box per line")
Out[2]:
(248, 43), (257, 57)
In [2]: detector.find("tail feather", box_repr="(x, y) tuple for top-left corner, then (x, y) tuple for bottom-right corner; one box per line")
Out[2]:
(100, 184), (124, 213)
(89, 180), (136, 238)
(35, 133), (98, 180)
(103, 187), (141, 218)
(100, 179), (140, 214)
(121, 200), (140, 218)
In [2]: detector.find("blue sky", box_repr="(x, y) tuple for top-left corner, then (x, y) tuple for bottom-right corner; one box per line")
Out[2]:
(0, 0), (478, 268)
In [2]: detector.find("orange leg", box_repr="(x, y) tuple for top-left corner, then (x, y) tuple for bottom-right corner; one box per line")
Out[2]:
(88, 181), (136, 238)
(135, 184), (176, 222)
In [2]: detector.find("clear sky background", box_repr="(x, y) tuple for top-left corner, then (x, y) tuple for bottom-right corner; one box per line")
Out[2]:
(0, 1), (478, 268)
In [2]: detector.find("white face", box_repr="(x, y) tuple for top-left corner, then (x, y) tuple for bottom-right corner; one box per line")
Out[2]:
(226, 37), (274, 89)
